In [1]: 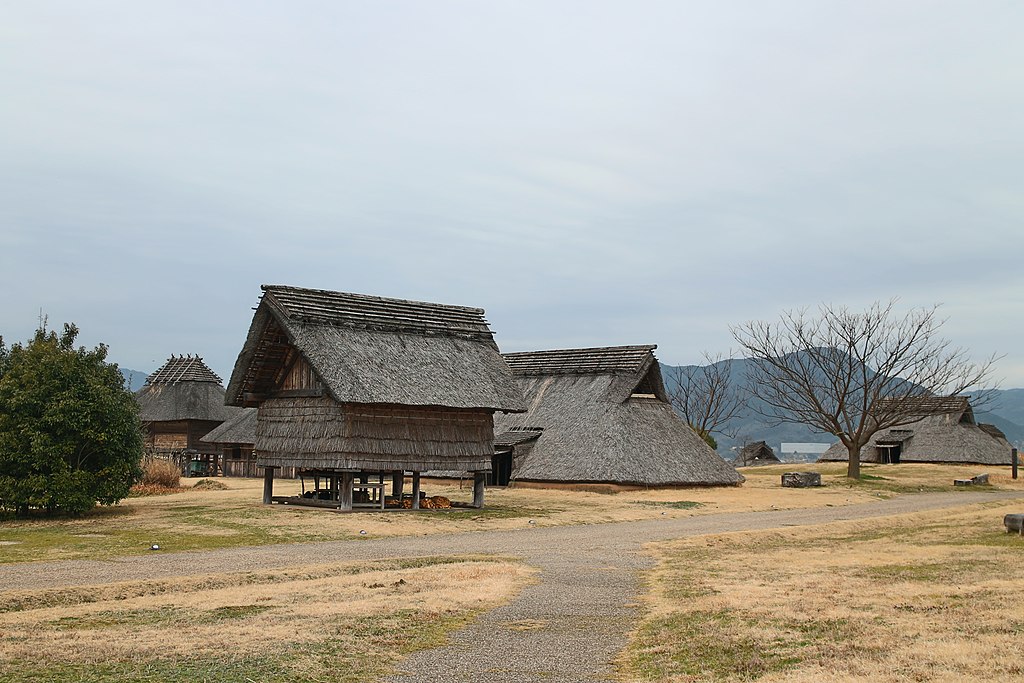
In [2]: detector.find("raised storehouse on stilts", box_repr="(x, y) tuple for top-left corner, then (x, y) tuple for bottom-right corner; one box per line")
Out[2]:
(735, 441), (781, 467)
(135, 355), (242, 473)
(490, 345), (744, 488)
(819, 396), (1013, 465)
(225, 285), (525, 509)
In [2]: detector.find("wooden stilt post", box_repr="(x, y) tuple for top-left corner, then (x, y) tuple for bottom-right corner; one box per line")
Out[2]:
(392, 471), (404, 500)
(411, 472), (421, 509)
(339, 471), (354, 511)
(472, 471), (486, 509)
(1013, 448), (1018, 480)
(262, 466), (275, 505)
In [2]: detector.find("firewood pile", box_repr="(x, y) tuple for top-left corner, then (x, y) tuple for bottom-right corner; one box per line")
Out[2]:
(384, 495), (452, 509)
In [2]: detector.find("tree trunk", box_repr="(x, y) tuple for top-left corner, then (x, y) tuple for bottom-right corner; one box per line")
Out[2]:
(846, 443), (862, 479)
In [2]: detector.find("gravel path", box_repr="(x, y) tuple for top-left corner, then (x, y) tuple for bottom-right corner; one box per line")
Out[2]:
(3, 491), (1021, 681)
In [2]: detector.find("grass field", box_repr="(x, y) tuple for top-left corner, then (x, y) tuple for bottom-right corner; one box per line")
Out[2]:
(620, 497), (1024, 682)
(0, 463), (1020, 564)
(2, 463), (1021, 682)
(0, 556), (534, 683)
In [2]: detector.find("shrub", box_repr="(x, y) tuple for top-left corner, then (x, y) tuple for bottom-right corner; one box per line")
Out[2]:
(0, 323), (143, 516)
(140, 458), (181, 488)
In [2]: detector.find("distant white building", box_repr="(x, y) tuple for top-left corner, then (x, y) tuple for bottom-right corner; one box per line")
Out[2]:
(780, 442), (831, 454)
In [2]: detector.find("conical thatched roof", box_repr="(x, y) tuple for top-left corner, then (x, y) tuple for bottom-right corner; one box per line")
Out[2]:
(819, 396), (1012, 465)
(496, 345), (743, 486)
(135, 355), (240, 423)
(201, 408), (257, 446)
(225, 285), (525, 412)
(735, 441), (780, 467)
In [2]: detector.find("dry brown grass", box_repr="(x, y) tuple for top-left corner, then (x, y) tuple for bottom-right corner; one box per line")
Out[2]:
(622, 499), (1024, 682)
(139, 457), (181, 488)
(0, 556), (533, 682)
(3, 463), (1021, 564)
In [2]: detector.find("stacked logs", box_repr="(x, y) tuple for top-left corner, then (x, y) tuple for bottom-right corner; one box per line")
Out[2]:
(385, 495), (452, 509)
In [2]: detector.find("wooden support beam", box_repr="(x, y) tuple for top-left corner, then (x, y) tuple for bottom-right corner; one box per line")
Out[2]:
(392, 471), (405, 499)
(262, 466), (275, 505)
(472, 471), (486, 509)
(411, 471), (421, 510)
(339, 471), (354, 511)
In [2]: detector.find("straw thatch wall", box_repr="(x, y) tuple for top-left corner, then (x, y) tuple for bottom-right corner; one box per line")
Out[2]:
(255, 396), (496, 471)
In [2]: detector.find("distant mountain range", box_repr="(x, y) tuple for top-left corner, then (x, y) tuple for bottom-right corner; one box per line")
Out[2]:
(660, 359), (1024, 454)
(120, 368), (149, 393)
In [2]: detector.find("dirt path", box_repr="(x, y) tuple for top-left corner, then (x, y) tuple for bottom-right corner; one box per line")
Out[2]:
(3, 491), (1021, 682)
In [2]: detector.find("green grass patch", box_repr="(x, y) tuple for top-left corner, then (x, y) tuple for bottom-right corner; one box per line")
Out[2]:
(625, 610), (805, 681)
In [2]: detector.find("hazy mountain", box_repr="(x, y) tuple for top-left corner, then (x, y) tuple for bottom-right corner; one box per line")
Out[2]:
(661, 358), (1024, 454)
(119, 367), (150, 392)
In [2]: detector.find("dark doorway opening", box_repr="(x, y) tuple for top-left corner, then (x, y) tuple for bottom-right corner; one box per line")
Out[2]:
(877, 444), (902, 464)
(489, 450), (513, 486)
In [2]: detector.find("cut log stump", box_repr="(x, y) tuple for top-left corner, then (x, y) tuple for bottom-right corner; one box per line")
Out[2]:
(781, 472), (822, 488)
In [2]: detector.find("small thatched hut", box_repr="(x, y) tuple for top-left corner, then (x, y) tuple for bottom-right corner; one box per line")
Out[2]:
(819, 396), (1012, 465)
(488, 345), (744, 489)
(135, 355), (241, 470)
(735, 441), (780, 467)
(199, 408), (285, 478)
(225, 285), (525, 509)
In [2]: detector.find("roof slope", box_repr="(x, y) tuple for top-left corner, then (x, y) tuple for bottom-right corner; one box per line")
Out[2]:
(201, 408), (257, 445)
(144, 355), (223, 385)
(496, 346), (743, 486)
(820, 397), (1011, 465)
(135, 355), (240, 423)
(226, 285), (525, 412)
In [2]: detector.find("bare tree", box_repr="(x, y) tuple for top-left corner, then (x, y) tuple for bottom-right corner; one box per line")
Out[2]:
(731, 301), (999, 479)
(665, 351), (745, 444)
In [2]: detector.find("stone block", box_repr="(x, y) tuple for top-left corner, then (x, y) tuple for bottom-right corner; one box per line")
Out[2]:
(781, 472), (822, 488)
(1004, 513), (1024, 535)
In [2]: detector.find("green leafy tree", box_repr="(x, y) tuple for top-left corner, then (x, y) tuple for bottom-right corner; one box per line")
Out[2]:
(0, 323), (143, 516)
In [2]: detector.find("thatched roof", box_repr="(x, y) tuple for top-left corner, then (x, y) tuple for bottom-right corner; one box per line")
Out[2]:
(201, 408), (257, 446)
(819, 396), (1012, 465)
(494, 429), (544, 450)
(135, 355), (240, 423)
(225, 285), (525, 412)
(495, 345), (743, 486)
(736, 441), (780, 467)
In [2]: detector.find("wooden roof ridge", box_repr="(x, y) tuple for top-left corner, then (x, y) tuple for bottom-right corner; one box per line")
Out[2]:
(145, 355), (223, 385)
(502, 345), (658, 376)
(875, 395), (971, 418)
(261, 284), (494, 339)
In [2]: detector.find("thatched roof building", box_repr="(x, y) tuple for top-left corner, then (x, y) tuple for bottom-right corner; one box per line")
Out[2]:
(819, 396), (1012, 465)
(735, 441), (780, 467)
(488, 345), (744, 488)
(135, 355), (241, 455)
(201, 408), (257, 448)
(225, 285), (524, 508)
(200, 408), (271, 477)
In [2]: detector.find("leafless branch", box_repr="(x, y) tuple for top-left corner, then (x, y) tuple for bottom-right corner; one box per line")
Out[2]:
(731, 300), (1001, 478)
(665, 351), (745, 438)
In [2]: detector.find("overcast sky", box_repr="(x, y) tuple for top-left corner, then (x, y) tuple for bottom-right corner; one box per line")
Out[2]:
(2, 1), (1022, 386)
